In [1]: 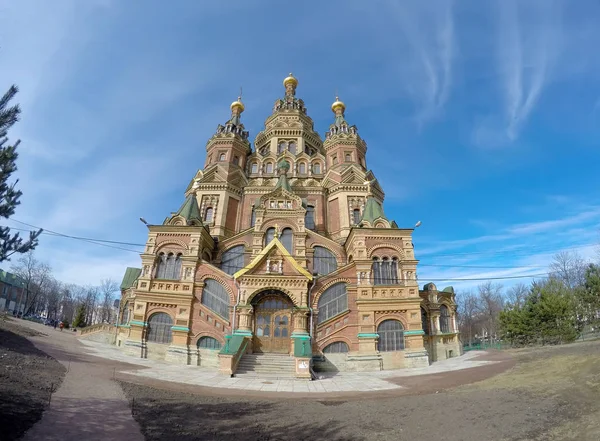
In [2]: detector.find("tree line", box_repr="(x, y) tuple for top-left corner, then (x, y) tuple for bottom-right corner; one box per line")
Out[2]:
(9, 250), (119, 328)
(457, 250), (600, 347)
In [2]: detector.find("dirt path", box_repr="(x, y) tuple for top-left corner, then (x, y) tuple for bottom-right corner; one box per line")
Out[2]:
(14, 321), (144, 441)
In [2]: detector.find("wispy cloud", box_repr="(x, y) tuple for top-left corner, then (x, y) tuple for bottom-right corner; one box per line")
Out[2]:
(499, 0), (561, 141)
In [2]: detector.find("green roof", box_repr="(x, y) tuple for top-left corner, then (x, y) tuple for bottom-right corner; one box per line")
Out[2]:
(274, 160), (292, 193)
(120, 267), (142, 290)
(166, 194), (203, 225)
(442, 286), (455, 294)
(361, 196), (389, 225)
(0, 269), (25, 288)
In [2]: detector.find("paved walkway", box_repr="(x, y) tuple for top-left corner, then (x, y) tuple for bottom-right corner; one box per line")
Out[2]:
(78, 339), (497, 394)
(20, 323), (144, 441)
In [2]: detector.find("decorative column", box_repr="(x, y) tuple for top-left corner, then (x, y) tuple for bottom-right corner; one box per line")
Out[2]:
(234, 306), (253, 336)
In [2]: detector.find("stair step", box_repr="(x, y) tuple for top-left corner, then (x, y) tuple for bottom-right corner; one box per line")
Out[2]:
(235, 353), (297, 379)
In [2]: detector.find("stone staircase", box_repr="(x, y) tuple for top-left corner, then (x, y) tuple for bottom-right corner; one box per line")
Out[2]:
(235, 353), (296, 379)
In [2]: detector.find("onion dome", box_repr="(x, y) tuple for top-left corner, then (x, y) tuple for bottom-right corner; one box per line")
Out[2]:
(230, 96), (245, 113)
(283, 73), (298, 88)
(331, 96), (346, 113)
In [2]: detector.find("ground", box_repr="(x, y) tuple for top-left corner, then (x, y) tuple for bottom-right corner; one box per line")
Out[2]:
(2, 319), (599, 441)
(119, 341), (600, 441)
(0, 316), (66, 440)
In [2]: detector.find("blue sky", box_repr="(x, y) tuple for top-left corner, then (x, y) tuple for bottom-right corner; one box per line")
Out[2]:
(1, 0), (600, 291)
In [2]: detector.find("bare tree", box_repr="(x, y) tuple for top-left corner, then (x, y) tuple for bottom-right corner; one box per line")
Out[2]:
(476, 281), (504, 344)
(550, 250), (586, 290)
(456, 291), (479, 346)
(506, 283), (529, 309)
(10, 250), (51, 315)
(99, 278), (119, 323)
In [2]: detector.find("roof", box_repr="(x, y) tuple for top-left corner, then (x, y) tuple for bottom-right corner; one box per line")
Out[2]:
(0, 269), (25, 288)
(120, 267), (142, 290)
(166, 194), (203, 226)
(274, 160), (292, 192)
(361, 196), (389, 224)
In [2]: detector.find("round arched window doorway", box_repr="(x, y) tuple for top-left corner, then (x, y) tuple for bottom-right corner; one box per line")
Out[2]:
(251, 290), (293, 354)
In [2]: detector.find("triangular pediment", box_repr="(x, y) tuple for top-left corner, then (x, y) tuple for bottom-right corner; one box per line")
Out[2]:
(340, 165), (367, 184)
(234, 238), (313, 280)
(198, 165), (227, 183)
(321, 170), (342, 189)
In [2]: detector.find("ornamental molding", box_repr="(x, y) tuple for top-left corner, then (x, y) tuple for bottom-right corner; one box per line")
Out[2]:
(367, 243), (405, 259)
(196, 274), (235, 302)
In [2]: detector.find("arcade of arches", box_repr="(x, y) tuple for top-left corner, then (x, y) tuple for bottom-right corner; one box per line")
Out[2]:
(116, 74), (460, 374)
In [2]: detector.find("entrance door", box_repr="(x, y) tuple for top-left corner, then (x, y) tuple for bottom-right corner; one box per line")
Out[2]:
(253, 294), (292, 353)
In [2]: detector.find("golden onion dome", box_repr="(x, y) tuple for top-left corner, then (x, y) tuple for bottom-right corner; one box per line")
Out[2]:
(283, 72), (298, 88)
(230, 96), (245, 112)
(331, 96), (345, 113)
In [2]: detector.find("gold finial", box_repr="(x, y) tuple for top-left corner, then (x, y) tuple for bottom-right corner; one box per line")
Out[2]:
(230, 95), (245, 112)
(332, 95), (345, 113)
(274, 223), (280, 238)
(283, 72), (298, 88)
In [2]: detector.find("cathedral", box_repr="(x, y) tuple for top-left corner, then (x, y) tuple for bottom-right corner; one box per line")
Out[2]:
(117, 74), (460, 378)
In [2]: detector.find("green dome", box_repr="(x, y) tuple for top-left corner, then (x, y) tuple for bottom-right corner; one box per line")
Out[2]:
(277, 159), (291, 170)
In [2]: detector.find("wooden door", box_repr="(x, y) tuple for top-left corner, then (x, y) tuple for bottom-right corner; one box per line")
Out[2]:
(253, 296), (292, 353)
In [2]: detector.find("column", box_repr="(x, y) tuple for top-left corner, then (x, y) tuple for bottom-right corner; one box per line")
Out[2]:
(234, 306), (253, 336)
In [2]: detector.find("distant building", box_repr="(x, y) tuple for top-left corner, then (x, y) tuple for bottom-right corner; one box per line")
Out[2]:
(116, 75), (460, 377)
(0, 269), (26, 314)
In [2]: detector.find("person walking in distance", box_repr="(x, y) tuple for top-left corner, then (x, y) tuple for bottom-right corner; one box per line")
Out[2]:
(59, 321), (64, 332)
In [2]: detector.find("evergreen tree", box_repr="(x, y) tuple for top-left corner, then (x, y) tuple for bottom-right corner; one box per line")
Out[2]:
(72, 304), (87, 328)
(0, 84), (42, 262)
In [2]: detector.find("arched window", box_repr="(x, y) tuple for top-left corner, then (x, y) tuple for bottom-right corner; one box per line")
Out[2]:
(323, 341), (349, 353)
(201, 279), (230, 319)
(288, 142), (297, 154)
(278, 142), (286, 154)
(345, 153), (351, 162)
(317, 283), (348, 323)
(251, 163), (258, 174)
(197, 336), (222, 350)
(204, 207), (213, 223)
(266, 163), (273, 174)
(250, 206), (256, 227)
(440, 305), (451, 333)
(156, 253), (167, 279)
(280, 228), (293, 252)
(305, 205), (315, 230)
(313, 246), (337, 275)
(146, 312), (173, 344)
(377, 320), (404, 352)
(219, 153), (226, 161)
(120, 302), (130, 325)
(265, 227), (275, 245)
(298, 163), (306, 174)
(233, 156), (239, 165)
(353, 209), (361, 225)
(372, 257), (398, 285)
(221, 245), (244, 275)
(332, 155), (338, 165)
(421, 307), (429, 335)
(313, 163), (321, 174)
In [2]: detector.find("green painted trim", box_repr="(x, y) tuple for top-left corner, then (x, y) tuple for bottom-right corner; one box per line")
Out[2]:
(233, 329), (253, 337)
(404, 330), (425, 336)
(219, 334), (248, 355)
(117, 324), (131, 329)
(291, 332), (310, 339)
(129, 320), (147, 327)
(357, 333), (380, 339)
(294, 338), (312, 357)
(171, 326), (190, 332)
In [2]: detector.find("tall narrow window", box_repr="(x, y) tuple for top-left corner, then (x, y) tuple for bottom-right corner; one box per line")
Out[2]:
(313, 246), (337, 275)
(313, 163), (321, 174)
(289, 142), (297, 154)
(156, 253), (168, 279)
(233, 156), (239, 165)
(172, 253), (182, 279)
(345, 153), (351, 162)
(204, 207), (213, 223)
(266, 163), (273, 174)
(278, 142), (286, 154)
(352, 208), (361, 225)
(372, 258), (382, 285)
(391, 258), (399, 284)
(265, 227), (275, 245)
(305, 205), (315, 230)
(250, 206), (256, 227)
(251, 163), (258, 174)
(440, 305), (451, 333)
(219, 153), (226, 161)
(280, 228), (293, 252)
(299, 163), (306, 174)
(421, 307), (430, 335)
(332, 155), (338, 165)
(221, 245), (245, 275)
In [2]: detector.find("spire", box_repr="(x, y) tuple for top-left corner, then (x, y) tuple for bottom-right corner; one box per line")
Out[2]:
(214, 95), (249, 141)
(326, 95), (358, 138)
(273, 73), (306, 114)
(360, 197), (389, 225)
(274, 159), (292, 193)
(165, 194), (203, 226)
